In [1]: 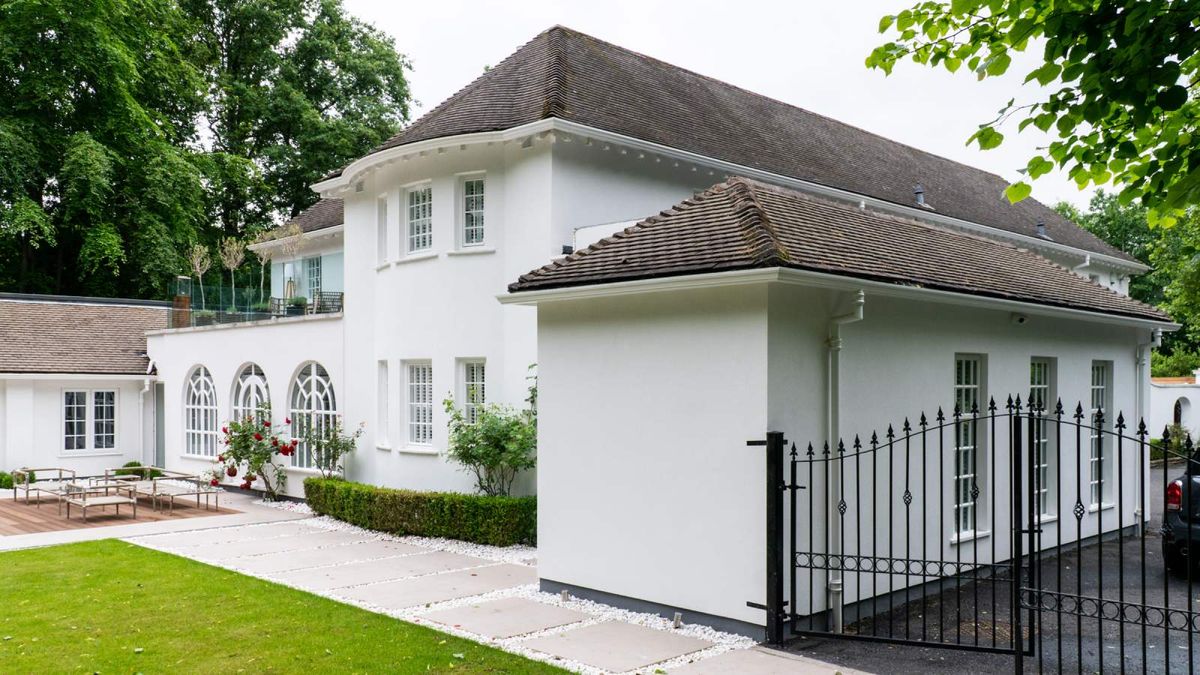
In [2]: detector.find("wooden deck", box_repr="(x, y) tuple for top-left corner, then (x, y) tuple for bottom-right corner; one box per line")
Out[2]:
(0, 494), (239, 536)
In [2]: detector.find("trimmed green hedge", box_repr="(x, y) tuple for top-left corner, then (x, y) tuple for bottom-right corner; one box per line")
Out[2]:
(304, 478), (536, 547)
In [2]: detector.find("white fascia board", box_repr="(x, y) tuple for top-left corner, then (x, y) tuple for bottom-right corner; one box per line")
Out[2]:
(318, 118), (1145, 274)
(498, 267), (1178, 332)
(248, 224), (345, 253)
(0, 372), (155, 381)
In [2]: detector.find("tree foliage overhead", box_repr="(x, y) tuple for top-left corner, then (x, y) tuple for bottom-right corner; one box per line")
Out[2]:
(0, 0), (410, 298)
(868, 1), (1200, 225)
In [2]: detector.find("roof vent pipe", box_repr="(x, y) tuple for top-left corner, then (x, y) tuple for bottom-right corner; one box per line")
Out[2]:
(914, 184), (925, 207)
(1036, 219), (1046, 237)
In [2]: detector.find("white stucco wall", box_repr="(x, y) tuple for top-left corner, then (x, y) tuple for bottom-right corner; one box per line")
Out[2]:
(1149, 380), (1200, 439)
(532, 277), (1156, 629)
(0, 375), (150, 476)
(146, 315), (343, 498)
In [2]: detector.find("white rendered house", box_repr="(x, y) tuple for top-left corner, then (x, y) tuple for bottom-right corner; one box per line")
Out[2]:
(18, 24), (1156, 516)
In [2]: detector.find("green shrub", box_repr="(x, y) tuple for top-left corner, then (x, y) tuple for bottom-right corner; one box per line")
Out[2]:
(0, 472), (11, 490)
(304, 478), (536, 547)
(122, 461), (163, 479)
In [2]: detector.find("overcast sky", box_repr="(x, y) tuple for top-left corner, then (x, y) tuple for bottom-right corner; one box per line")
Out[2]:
(344, 0), (1098, 210)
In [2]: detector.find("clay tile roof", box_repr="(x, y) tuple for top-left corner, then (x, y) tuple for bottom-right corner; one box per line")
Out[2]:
(0, 296), (169, 375)
(286, 198), (343, 234)
(509, 178), (1170, 323)
(328, 25), (1131, 262)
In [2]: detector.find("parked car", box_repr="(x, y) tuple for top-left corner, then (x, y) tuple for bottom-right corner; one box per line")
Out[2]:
(1162, 456), (1200, 573)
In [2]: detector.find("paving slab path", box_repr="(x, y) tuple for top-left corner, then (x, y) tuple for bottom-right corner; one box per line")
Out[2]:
(126, 516), (859, 674)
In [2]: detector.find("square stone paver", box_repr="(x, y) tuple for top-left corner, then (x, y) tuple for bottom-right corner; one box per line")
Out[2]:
(523, 621), (713, 673)
(421, 597), (588, 639)
(667, 647), (853, 674)
(230, 539), (426, 574)
(141, 521), (317, 548)
(269, 550), (487, 590)
(337, 563), (537, 609)
(189, 529), (370, 560)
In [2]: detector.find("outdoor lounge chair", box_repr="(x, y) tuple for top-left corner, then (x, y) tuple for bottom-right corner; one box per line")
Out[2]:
(100, 468), (219, 513)
(62, 482), (137, 522)
(12, 467), (76, 507)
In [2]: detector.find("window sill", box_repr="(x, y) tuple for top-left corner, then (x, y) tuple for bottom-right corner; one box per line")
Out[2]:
(285, 466), (323, 476)
(59, 450), (124, 459)
(950, 529), (992, 546)
(179, 454), (217, 461)
(374, 261), (390, 271)
(398, 445), (440, 456)
(376, 443), (392, 452)
(447, 247), (495, 257)
(1038, 514), (1059, 525)
(393, 251), (438, 266)
(1088, 502), (1115, 514)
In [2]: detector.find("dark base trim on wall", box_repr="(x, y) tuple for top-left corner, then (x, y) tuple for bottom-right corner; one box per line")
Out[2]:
(539, 578), (765, 640)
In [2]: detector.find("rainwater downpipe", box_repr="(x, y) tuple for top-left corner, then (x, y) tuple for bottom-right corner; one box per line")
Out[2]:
(827, 290), (865, 633)
(1134, 329), (1162, 536)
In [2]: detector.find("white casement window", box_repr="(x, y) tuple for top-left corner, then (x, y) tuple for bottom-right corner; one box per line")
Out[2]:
(1090, 361), (1111, 505)
(377, 360), (390, 447)
(232, 363), (270, 423)
(462, 177), (485, 246)
(306, 256), (322, 297)
(376, 197), (389, 264)
(185, 366), (219, 456)
(407, 362), (433, 444)
(462, 360), (486, 424)
(953, 355), (984, 536)
(407, 185), (433, 252)
(1029, 358), (1055, 517)
(290, 362), (337, 469)
(63, 390), (118, 452)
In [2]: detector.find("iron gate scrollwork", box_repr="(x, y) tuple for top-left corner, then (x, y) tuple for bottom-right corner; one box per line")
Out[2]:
(754, 395), (1200, 673)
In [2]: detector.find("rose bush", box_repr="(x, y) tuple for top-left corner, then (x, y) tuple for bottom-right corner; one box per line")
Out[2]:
(212, 411), (296, 500)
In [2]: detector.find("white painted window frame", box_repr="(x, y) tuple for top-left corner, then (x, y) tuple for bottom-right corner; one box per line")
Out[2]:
(184, 366), (219, 457)
(1089, 361), (1112, 506)
(953, 354), (985, 537)
(232, 363), (270, 423)
(1029, 357), (1056, 518)
(405, 182), (433, 253)
(458, 173), (486, 248)
(405, 361), (434, 445)
(459, 359), (486, 424)
(376, 195), (389, 265)
(61, 388), (118, 453)
(290, 361), (338, 469)
(377, 359), (390, 449)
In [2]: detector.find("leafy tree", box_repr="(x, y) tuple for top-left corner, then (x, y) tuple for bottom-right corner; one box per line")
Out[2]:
(868, 1), (1200, 224)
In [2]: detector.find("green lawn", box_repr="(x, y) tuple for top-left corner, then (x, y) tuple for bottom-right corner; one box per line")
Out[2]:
(0, 539), (564, 674)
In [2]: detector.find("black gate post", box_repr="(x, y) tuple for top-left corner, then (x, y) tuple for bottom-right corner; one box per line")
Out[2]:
(1011, 412), (1025, 674)
(765, 431), (786, 645)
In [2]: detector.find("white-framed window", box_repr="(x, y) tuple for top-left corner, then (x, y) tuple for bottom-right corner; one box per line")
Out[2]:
(1090, 361), (1112, 505)
(406, 362), (433, 444)
(377, 360), (390, 447)
(376, 196), (389, 264)
(407, 185), (433, 252)
(461, 177), (485, 246)
(232, 363), (270, 422)
(1029, 358), (1056, 517)
(953, 355), (984, 536)
(290, 362), (337, 469)
(305, 256), (322, 297)
(185, 366), (219, 456)
(461, 360), (486, 424)
(63, 389), (118, 452)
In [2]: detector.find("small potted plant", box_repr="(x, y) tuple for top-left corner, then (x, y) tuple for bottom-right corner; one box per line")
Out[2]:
(286, 296), (308, 316)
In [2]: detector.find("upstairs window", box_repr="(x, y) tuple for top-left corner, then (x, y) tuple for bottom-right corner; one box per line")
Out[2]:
(305, 256), (322, 297)
(376, 197), (389, 264)
(407, 186), (433, 252)
(462, 178), (485, 246)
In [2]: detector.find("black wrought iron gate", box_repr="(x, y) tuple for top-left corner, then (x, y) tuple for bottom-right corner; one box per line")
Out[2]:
(754, 396), (1200, 673)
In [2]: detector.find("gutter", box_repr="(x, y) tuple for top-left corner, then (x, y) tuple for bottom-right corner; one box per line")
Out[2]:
(1135, 329), (1162, 536)
(826, 290), (865, 633)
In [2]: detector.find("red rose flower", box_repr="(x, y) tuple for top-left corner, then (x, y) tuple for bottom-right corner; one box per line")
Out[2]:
(285, 417), (291, 424)
(240, 481), (250, 490)
(226, 466), (237, 477)
(263, 421), (271, 427)
(221, 426), (228, 434)
(270, 437), (278, 447)
(210, 478), (219, 487)
(290, 438), (299, 447)
(217, 454), (224, 462)
(245, 474), (256, 482)
(253, 432), (263, 441)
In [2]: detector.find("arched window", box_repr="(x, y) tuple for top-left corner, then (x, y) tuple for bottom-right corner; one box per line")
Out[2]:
(290, 362), (337, 468)
(1175, 397), (1191, 428)
(232, 364), (270, 422)
(184, 366), (219, 456)
(1175, 400), (1184, 426)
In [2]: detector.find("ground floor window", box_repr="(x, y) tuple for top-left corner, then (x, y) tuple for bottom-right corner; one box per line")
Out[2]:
(185, 366), (219, 456)
(1089, 361), (1112, 505)
(1029, 358), (1055, 517)
(462, 360), (485, 424)
(63, 389), (117, 453)
(407, 362), (433, 444)
(232, 363), (270, 422)
(954, 355), (984, 536)
(290, 362), (337, 468)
